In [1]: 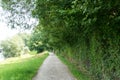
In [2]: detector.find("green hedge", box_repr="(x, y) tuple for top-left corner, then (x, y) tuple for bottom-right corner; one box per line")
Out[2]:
(33, 0), (120, 80)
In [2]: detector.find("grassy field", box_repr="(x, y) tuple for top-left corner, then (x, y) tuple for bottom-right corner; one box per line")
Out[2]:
(0, 53), (48, 80)
(57, 55), (91, 80)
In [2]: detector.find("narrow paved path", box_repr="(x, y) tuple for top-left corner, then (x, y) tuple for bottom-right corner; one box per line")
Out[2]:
(33, 53), (76, 80)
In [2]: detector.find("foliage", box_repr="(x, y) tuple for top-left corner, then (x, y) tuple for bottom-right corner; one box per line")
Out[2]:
(27, 29), (48, 53)
(0, 53), (48, 80)
(33, 0), (120, 80)
(18, 33), (31, 46)
(1, 35), (24, 58)
(1, 0), (37, 29)
(22, 46), (30, 54)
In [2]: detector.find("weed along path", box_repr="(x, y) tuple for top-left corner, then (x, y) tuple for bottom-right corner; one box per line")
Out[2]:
(33, 52), (76, 80)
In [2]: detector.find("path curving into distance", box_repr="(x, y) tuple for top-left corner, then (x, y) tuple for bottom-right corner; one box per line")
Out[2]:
(33, 52), (76, 80)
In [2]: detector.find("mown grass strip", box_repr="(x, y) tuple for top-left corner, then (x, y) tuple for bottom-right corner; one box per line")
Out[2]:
(0, 53), (48, 80)
(57, 55), (91, 80)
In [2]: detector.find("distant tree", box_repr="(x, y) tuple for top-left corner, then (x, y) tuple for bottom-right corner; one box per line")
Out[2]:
(0, 35), (24, 58)
(18, 32), (31, 46)
(27, 28), (47, 53)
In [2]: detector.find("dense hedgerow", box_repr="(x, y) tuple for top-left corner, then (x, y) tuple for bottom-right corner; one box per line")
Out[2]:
(33, 0), (120, 80)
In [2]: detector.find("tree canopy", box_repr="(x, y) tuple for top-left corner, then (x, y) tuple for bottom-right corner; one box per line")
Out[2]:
(1, 0), (37, 29)
(27, 29), (46, 53)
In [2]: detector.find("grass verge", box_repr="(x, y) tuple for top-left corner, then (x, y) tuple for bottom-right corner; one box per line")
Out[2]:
(57, 54), (91, 80)
(0, 53), (48, 80)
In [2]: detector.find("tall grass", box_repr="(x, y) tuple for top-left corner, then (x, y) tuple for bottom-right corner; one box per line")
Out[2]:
(0, 53), (48, 80)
